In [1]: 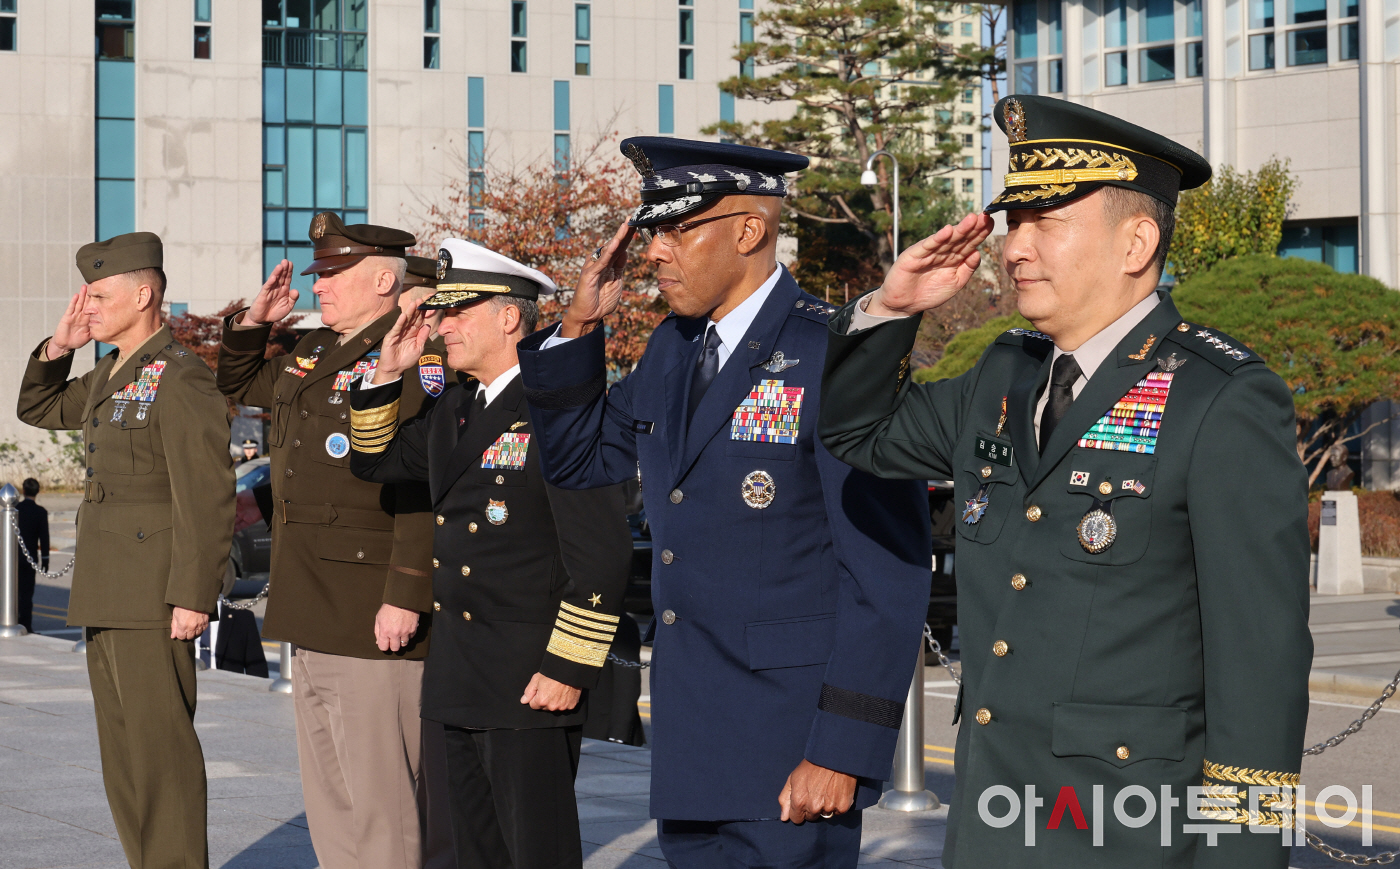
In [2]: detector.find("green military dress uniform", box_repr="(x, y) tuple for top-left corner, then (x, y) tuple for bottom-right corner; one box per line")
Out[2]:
(818, 97), (1312, 868)
(16, 232), (235, 869)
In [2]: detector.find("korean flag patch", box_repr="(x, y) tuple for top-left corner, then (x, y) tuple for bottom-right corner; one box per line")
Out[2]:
(418, 354), (445, 396)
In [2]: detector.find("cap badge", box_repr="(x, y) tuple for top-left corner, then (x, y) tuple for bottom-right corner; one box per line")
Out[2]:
(310, 212), (328, 239)
(93, 259), (104, 269)
(623, 143), (656, 178)
(1004, 98), (1028, 144)
(436, 248), (451, 281)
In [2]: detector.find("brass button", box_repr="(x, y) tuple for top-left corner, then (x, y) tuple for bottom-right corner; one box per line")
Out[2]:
(975, 707), (992, 726)
(661, 549), (674, 564)
(670, 489), (683, 504)
(432, 558), (440, 568)
(461, 565), (471, 576)
(992, 640), (1009, 657)
(980, 466), (992, 478)
(356, 550), (364, 560)
(285, 468), (295, 478)
(1177, 322), (1189, 332)
(293, 439), (301, 448)
(300, 410), (309, 419)
(1025, 505), (1041, 522)
(468, 522), (478, 533)
(463, 611), (471, 621)
(1116, 745), (1130, 760)
(436, 515), (445, 525)
(433, 601), (440, 611)
(1098, 481), (1113, 495)
(1011, 573), (1027, 591)
(661, 609), (676, 625)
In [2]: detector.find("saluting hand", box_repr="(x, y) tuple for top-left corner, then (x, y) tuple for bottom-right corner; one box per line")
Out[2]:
(373, 307), (431, 386)
(521, 672), (582, 712)
(245, 259), (300, 326)
(866, 212), (995, 318)
(47, 286), (94, 360)
(560, 221), (635, 338)
(778, 759), (857, 825)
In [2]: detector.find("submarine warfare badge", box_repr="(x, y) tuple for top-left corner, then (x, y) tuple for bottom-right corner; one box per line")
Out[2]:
(962, 485), (990, 525)
(1077, 499), (1118, 553)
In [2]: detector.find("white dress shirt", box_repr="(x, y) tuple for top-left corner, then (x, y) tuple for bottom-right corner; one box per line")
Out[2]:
(540, 265), (786, 373)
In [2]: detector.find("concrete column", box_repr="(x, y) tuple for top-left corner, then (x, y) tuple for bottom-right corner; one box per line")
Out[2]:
(1063, 1), (1084, 102)
(1358, 0), (1396, 287)
(1317, 491), (1365, 595)
(1201, 0), (1231, 170)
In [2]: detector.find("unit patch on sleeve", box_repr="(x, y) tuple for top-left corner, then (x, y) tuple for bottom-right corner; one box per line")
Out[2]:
(481, 432), (530, 470)
(418, 354), (446, 396)
(731, 379), (803, 444)
(1077, 371), (1176, 454)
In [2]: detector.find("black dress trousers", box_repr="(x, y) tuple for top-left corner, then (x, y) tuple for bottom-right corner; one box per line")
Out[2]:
(442, 725), (584, 869)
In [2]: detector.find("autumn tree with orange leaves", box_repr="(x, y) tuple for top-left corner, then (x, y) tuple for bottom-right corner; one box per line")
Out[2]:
(415, 134), (667, 379)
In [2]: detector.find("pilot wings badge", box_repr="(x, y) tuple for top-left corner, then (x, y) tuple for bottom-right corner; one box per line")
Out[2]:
(761, 351), (799, 374)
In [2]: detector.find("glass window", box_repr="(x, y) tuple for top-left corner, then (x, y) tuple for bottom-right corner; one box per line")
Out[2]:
(285, 0), (310, 29)
(1249, 0), (1274, 29)
(961, 22), (973, 36)
(1340, 22), (1359, 59)
(1141, 0), (1174, 43)
(342, 33), (365, 68)
(1249, 32), (1275, 68)
(1288, 0), (1326, 24)
(1012, 0), (1036, 59)
(264, 209), (285, 241)
(315, 127), (341, 207)
(1287, 26), (1326, 64)
(425, 0), (440, 32)
(97, 22), (135, 59)
(1141, 45), (1174, 80)
(344, 0), (366, 29)
(511, 40), (526, 72)
(553, 80), (569, 131)
(97, 1), (133, 19)
(1106, 50), (1127, 85)
(1186, 40), (1203, 76)
(1048, 0), (1062, 55)
(97, 180), (135, 239)
(0, 18), (12, 52)
(679, 47), (693, 78)
(575, 4), (590, 40)
(1341, 0), (1358, 15)
(313, 0), (337, 30)
(424, 35), (439, 68)
(658, 84), (674, 134)
(469, 172), (486, 206)
(739, 11), (754, 41)
(554, 134), (570, 172)
(314, 68), (341, 123)
(96, 118), (135, 178)
(265, 0), (283, 25)
(195, 0), (212, 22)
(1015, 61), (1037, 94)
(194, 25), (211, 58)
(962, 178), (975, 193)
(468, 77), (485, 127)
(286, 127), (314, 206)
(1104, 0), (1126, 47)
(1, 0), (17, 11)
(312, 31), (337, 66)
(575, 43), (589, 75)
(345, 129), (366, 207)
(511, 1), (527, 37)
(679, 8), (693, 44)
(286, 68), (314, 120)
(719, 89), (735, 122)
(343, 70), (366, 123)
(286, 247), (317, 306)
(264, 125), (286, 164)
(98, 60), (136, 118)
(468, 130), (485, 169)
(1047, 58), (1063, 92)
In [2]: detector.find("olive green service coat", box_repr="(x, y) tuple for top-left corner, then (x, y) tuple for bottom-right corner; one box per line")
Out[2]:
(819, 293), (1311, 869)
(218, 309), (453, 659)
(17, 326), (235, 626)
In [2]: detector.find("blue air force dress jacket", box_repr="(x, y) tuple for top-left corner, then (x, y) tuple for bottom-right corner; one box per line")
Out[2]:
(516, 268), (933, 821)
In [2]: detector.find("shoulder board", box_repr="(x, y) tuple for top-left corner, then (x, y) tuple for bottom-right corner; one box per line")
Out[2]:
(994, 328), (1053, 346)
(1168, 322), (1261, 374)
(792, 297), (837, 322)
(158, 341), (199, 365)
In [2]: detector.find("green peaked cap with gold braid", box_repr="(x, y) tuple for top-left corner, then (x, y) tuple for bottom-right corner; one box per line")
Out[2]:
(985, 94), (1212, 214)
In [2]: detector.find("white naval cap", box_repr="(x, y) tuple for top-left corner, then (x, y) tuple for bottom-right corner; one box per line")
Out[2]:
(419, 238), (559, 310)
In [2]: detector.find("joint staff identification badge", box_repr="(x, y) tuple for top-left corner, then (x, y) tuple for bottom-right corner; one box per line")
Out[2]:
(418, 354), (446, 396)
(732, 380), (802, 444)
(741, 470), (776, 509)
(481, 432), (530, 470)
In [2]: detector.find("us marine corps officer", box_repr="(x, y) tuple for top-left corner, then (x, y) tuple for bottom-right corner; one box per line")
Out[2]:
(16, 232), (235, 869)
(818, 96), (1311, 868)
(516, 138), (932, 866)
(350, 238), (632, 869)
(217, 213), (455, 869)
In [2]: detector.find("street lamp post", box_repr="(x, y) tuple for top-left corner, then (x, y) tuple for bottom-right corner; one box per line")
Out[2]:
(861, 149), (901, 258)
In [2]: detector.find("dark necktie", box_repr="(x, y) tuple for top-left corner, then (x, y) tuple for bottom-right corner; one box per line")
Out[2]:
(688, 325), (723, 423)
(1039, 353), (1082, 453)
(462, 389), (487, 432)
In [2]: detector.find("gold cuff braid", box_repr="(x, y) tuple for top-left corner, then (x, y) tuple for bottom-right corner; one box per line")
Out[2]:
(351, 399), (401, 432)
(546, 629), (609, 667)
(561, 601), (620, 623)
(1203, 760), (1300, 789)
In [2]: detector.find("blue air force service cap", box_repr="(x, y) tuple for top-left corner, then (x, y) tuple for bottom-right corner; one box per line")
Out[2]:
(620, 137), (809, 227)
(985, 95), (1212, 214)
(418, 238), (559, 310)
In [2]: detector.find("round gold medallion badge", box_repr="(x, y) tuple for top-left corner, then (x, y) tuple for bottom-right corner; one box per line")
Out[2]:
(741, 471), (776, 509)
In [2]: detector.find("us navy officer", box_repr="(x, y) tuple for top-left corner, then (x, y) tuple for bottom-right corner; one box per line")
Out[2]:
(818, 96), (1311, 868)
(349, 239), (632, 869)
(515, 138), (932, 866)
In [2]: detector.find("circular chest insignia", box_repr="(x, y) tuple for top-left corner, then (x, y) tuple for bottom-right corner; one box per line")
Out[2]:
(325, 432), (350, 459)
(486, 499), (509, 525)
(1077, 508), (1118, 553)
(741, 470), (776, 509)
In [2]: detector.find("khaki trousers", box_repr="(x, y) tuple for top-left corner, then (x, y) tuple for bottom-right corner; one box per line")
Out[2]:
(85, 627), (208, 869)
(291, 648), (427, 869)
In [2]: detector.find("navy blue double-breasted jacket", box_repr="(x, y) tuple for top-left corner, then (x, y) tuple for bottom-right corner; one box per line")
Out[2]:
(517, 267), (932, 821)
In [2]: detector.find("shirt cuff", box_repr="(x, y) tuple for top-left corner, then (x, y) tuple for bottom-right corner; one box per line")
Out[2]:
(847, 295), (913, 334)
(539, 323), (572, 349)
(361, 369), (400, 388)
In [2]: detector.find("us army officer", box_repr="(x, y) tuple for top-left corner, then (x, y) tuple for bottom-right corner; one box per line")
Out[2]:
(819, 96), (1311, 868)
(217, 212), (454, 869)
(350, 239), (632, 869)
(17, 232), (235, 869)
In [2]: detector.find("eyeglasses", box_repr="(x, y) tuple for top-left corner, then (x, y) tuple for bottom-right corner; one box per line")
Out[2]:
(638, 212), (752, 247)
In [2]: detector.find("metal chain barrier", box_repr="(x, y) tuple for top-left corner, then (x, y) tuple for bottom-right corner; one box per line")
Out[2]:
(9, 513), (74, 579)
(1304, 832), (1398, 866)
(923, 623), (961, 686)
(607, 651), (649, 669)
(219, 581), (269, 611)
(1304, 668), (1400, 756)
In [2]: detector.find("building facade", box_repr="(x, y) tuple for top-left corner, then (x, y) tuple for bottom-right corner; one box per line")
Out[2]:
(994, 0), (1399, 487)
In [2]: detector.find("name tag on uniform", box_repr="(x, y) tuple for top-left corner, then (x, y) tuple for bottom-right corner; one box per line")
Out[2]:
(632, 420), (655, 434)
(975, 435), (1014, 468)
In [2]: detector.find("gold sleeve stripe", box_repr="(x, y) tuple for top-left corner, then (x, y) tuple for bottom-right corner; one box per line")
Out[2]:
(554, 618), (615, 642)
(353, 440), (390, 455)
(351, 428), (399, 448)
(546, 630), (609, 667)
(561, 601), (620, 623)
(351, 400), (401, 431)
(1202, 760), (1300, 788)
(556, 610), (618, 634)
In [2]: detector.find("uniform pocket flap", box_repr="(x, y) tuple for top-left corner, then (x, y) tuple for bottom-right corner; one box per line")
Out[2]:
(318, 526), (393, 565)
(1051, 701), (1186, 768)
(746, 613), (836, 671)
(98, 505), (172, 542)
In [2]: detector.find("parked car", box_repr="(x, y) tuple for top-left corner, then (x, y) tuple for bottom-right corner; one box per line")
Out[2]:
(229, 457), (272, 596)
